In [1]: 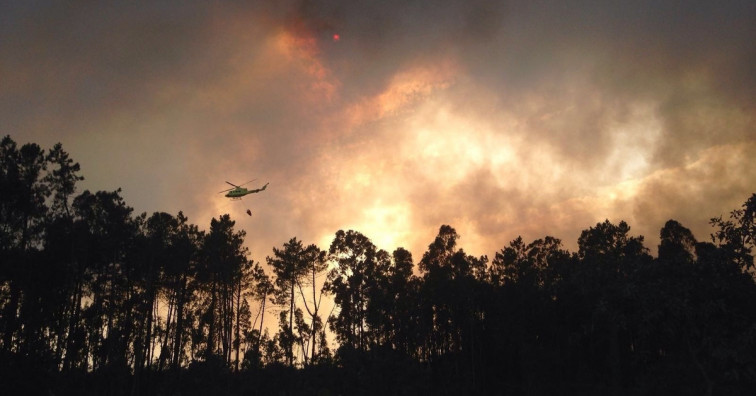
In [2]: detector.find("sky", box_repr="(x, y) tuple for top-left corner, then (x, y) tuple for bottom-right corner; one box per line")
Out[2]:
(3, 0), (755, 263)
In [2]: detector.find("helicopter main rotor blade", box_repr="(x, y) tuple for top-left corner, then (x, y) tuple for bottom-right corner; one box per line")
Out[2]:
(219, 187), (234, 193)
(226, 181), (241, 188)
(239, 179), (257, 187)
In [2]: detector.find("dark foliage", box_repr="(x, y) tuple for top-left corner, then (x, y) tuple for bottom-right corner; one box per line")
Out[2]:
(2, 135), (755, 395)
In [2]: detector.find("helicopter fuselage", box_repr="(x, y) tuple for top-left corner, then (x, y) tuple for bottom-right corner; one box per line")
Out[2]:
(225, 188), (250, 198)
(221, 181), (268, 199)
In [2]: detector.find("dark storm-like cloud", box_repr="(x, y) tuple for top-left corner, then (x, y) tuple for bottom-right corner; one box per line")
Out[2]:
(288, 0), (755, 168)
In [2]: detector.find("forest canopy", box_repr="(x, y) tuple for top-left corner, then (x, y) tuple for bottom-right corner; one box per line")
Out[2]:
(1, 135), (755, 395)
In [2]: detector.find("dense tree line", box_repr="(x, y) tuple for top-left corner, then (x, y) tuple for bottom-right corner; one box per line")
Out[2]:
(1, 135), (755, 395)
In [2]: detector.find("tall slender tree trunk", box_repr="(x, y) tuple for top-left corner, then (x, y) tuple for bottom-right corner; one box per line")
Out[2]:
(311, 269), (317, 362)
(234, 278), (242, 371)
(208, 283), (217, 358)
(257, 297), (266, 357)
(225, 286), (232, 365)
(289, 281), (294, 366)
(221, 289), (229, 363)
(227, 287), (233, 364)
(172, 275), (186, 371)
(158, 294), (174, 372)
(143, 295), (155, 370)
(358, 287), (364, 351)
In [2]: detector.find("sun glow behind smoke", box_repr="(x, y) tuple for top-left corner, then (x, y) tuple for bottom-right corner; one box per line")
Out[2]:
(315, 68), (725, 256)
(407, 104), (519, 185)
(112, 5), (754, 263)
(270, 24), (676, 256)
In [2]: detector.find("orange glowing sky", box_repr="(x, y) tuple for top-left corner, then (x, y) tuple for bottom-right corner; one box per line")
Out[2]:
(3, 0), (755, 261)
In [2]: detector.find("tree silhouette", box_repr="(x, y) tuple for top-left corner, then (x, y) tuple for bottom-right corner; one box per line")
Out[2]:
(196, 214), (249, 366)
(574, 220), (652, 393)
(711, 193), (756, 271)
(324, 230), (387, 352)
(268, 237), (309, 366)
(1, 137), (49, 354)
(296, 243), (329, 364)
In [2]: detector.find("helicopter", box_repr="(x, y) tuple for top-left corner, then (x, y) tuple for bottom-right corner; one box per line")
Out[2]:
(219, 180), (269, 199)
(219, 180), (269, 215)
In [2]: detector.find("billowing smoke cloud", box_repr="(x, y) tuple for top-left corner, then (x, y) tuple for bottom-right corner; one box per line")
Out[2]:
(2, 0), (754, 260)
